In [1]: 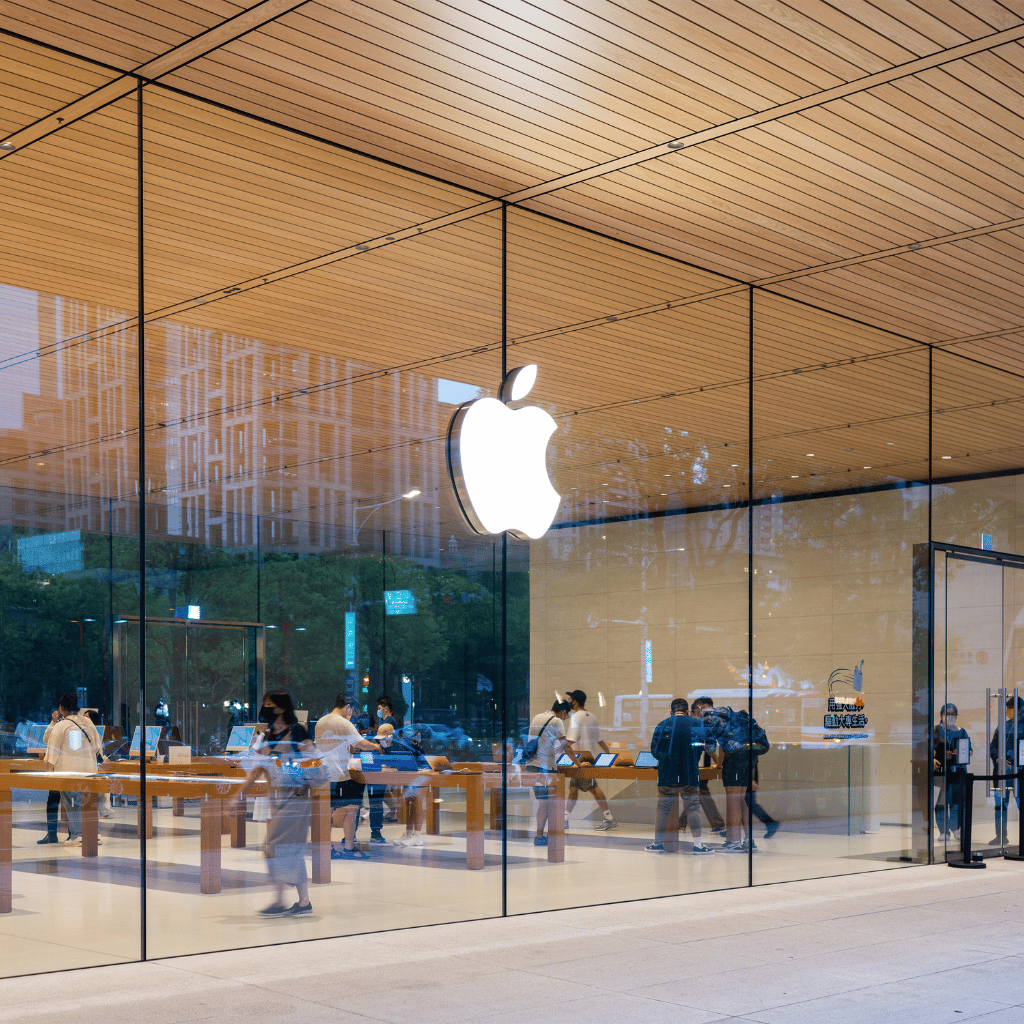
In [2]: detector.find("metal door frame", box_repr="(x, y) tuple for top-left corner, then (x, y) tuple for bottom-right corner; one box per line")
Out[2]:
(912, 542), (1024, 864)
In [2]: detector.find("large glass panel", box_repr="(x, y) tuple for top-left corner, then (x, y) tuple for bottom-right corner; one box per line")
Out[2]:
(931, 351), (1024, 861)
(752, 293), (927, 883)
(142, 81), (503, 955)
(508, 208), (749, 912)
(0, 94), (141, 974)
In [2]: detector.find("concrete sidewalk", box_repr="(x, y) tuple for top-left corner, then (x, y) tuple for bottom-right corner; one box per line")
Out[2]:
(5, 860), (1024, 1024)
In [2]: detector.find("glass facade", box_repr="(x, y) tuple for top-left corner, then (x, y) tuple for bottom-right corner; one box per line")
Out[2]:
(3, 40), (1024, 975)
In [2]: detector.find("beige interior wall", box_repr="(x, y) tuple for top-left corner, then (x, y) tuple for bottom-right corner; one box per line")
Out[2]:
(532, 478), (1024, 828)
(530, 486), (944, 824)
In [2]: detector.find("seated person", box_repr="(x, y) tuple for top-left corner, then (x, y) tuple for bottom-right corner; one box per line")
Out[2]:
(370, 723), (432, 847)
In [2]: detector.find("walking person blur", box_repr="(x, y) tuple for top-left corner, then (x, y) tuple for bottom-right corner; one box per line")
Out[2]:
(43, 693), (103, 847)
(244, 690), (314, 916)
(647, 698), (714, 855)
(708, 707), (770, 853)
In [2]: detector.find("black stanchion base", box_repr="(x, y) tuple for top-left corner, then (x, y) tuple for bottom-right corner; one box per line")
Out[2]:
(1003, 853), (1024, 861)
(949, 859), (987, 868)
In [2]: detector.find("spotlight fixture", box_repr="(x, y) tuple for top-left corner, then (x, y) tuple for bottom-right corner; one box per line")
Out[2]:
(0, 141), (14, 151)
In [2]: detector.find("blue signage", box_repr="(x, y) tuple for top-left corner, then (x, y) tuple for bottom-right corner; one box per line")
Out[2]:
(344, 612), (356, 669)
(384, 589), (417, 615)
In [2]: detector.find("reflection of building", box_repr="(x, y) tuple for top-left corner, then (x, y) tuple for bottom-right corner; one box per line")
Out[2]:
(1, 297), (442, 560)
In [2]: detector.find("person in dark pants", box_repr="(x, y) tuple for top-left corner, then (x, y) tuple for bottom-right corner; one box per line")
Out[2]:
(989, 696), (1021, 847)
(679, 697), (726, 836)
(647, 697), (714, 855)
(746, 762), (779, 839)
(933, 702), (969, 839)
(37, 708), (65, 844)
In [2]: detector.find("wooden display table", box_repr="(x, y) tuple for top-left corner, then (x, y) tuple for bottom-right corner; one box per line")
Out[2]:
(0, 761), (333, 912)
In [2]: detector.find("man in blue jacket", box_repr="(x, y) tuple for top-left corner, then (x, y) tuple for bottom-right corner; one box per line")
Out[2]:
(647, 698), (714, 855)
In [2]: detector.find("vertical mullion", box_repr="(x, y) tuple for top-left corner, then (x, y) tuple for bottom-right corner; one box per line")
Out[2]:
(747, 284), (754, 888)
(136, 78), (147, 961)
(500, 201), (508, 918)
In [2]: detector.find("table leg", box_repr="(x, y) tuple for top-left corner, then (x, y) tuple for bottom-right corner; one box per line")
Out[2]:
(310, 786), (330, 884)
(220, 802), (231, 835)
(549, 774), (565, 863)
(0, 790), (11, 913)
(172, 797), (184, 817)
(229, 796), (247, 848)
(426, 784), (440, 835)
(199, 795), (222, 895)
(466, 775), (484, 870)
(81, 792), (98, 858)
(490, 788), (502, 832)
(137, 796), (153, 840)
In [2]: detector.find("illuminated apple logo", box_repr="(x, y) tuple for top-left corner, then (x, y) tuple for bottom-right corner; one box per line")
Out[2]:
(446, 365), (559, 540)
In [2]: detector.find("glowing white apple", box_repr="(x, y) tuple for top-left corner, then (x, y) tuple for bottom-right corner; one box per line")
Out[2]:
(447, 365), (560, 540)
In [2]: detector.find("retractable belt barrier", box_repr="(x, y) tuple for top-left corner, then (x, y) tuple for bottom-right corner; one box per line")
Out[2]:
(948, 769), (1024, 869)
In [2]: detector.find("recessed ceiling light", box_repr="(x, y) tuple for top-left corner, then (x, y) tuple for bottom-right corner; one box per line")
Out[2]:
(791, 475), (799, 478)
(806, 453), (814, 457)
(677, 547), (685, 551)
(660, 492), (667, 495)
(663, 473), (670, 477)
(731, 463), (739, 467)
(863, 465), (871, 469)
(941, 455), (952, 459)
(0, 142), (14, 151)
(886, 442), (895, 445)
(723, 484), (731, 488)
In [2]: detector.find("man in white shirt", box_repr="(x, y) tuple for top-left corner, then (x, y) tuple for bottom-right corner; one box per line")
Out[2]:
(43, 693), (103, 846)
(564, 690), (617, 831)
(315, 694), (378, 858)
(524, 700), (570, 846)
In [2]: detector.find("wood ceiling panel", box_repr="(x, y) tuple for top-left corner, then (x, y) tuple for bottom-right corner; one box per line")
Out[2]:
(0, 0), (250, 70)
(0, 34), (119, 138)
(141, 85), (481, 310)
(506, 208), (733, 338)
(944, 329), (1024, 378)
(0, 99), (137, 313)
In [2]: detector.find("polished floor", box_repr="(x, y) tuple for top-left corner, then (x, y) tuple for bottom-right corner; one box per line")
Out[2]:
(1, 790), (917, 972)
(5, 855), (1024, 1023)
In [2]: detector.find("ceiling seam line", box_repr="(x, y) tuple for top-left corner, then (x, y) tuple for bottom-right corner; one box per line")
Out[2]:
(497, 22), (1024, 205)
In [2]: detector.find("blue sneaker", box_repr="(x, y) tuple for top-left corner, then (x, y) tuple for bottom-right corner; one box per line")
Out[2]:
(645, 843), (665, 853)
(764, 822), (779, 839)
(533, 835), (548, 847)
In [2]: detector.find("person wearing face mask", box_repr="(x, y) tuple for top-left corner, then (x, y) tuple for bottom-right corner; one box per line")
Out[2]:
(934, 702), (970, 840)
(247, 690), (315, 917)
(376, 696), (399, 729)
(374, 696), (400, 823)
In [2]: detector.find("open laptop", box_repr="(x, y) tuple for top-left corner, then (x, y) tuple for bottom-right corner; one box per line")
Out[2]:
(360, 750), (422, 772)
(634, 751), (658, 768)
(224, 725), (255, 753)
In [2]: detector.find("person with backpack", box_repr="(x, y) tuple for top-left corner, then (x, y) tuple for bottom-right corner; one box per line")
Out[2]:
(647, 697), (714, 854)
(523, 700), (570, 846)
(708, 706), (770, 853)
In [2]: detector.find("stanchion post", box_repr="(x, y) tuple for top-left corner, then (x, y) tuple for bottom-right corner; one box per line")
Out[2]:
(1005, 768), (1024, 861)
(950, 773), (986, 869)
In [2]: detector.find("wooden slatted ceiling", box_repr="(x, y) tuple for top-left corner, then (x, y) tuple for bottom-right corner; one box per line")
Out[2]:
(0, 0), (251, 70)
(1, 99), (137, 310)
(525, 42), (1024, 289)
(141, 86), (480, 310)
(158, 0), (958, 197)
(945, 328), (1024, 378)
(0, 35), (118, 138)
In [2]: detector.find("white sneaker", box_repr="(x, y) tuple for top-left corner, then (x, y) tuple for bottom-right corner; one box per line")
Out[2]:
(406, 834), (424, 847)
(64, 836), (81, 846)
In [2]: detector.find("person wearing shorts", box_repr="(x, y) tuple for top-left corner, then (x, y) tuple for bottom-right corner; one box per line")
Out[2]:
(315, 693), (378, 859)
(564, 690), (617, 831)
(525, 701), (570, 846)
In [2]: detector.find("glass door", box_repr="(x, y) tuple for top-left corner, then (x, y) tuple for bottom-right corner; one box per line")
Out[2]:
(937, 551), (1024, 860)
